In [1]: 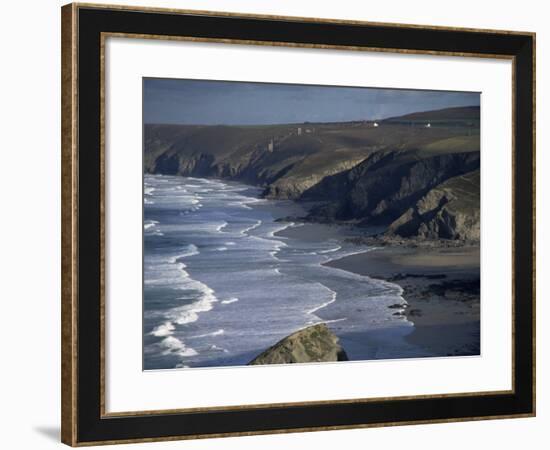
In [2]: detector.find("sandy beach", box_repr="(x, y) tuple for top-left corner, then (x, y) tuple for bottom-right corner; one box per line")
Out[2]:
(324, 244), (480, 357)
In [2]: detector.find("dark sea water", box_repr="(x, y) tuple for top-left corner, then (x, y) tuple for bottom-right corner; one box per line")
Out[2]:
(143, 175), (430, 370)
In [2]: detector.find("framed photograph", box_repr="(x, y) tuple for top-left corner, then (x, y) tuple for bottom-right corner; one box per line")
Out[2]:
(61, 2), (535, 446)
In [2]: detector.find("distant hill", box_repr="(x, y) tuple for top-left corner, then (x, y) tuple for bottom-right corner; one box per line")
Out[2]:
(144, 106), (480, 241)
(383, 105), (480, 124)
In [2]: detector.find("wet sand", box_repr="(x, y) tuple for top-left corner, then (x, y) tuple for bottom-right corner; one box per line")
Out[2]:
(325, 245), (480, 357)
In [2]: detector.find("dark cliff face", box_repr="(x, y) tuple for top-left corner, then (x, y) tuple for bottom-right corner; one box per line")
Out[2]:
(304, 150), (479, 227)
(387, 170), (480, 240)
(144, 106), (480, 241)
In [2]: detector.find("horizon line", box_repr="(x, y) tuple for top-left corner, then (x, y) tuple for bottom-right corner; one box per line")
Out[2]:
(143, 104), (481, 127)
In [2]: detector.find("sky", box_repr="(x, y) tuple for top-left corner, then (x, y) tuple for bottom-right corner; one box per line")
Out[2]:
(143, 78), (480, 125)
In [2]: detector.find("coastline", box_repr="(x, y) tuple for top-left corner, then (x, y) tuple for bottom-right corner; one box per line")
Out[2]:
(324, 244), (480, 357)
(203, 178), (481, 361)
(271, 206), (480, 358)
(145, 175), (480, 368)
(144, 102), (483, 366)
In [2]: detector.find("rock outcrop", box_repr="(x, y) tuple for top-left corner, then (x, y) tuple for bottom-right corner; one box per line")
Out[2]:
(248, 323), (348, 365)
(387, 170), (480, 240)
(303, 149), (479, 227)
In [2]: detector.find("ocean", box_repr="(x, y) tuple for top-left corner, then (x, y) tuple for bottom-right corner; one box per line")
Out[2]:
(143, 174), (429, 370)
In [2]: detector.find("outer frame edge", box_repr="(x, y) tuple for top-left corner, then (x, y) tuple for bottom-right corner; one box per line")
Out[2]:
(71, 1), (535, 36)
(74, 413), (536, 447)
(530, 32), (536, 417)
(61, 2), (78, 447)
(66, 2), (536, 445)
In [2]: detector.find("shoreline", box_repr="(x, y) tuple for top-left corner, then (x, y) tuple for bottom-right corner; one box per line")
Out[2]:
(218, 179), (481, 359)
(323, 244), (480, 357)
(267, 200), (480, 358)
(146, 175), (480, 368)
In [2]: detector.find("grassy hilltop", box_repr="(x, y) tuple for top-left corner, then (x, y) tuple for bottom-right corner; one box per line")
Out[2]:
(144, 106), (480, 241)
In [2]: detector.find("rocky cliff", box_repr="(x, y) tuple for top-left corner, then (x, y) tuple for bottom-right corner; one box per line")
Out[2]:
(248, 323), (348, 365)
(144, 107), (481, 241)
(303, 147), (479, 233)
(387, 170), (480, 240)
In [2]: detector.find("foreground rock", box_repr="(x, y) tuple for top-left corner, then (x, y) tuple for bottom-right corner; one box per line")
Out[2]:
(249, 323), (348, 365)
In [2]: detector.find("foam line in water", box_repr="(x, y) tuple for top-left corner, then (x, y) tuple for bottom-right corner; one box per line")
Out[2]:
(221, 297), (239, 304)
(216, 221), (229, 232)
(323, 317), (348, 325)
(318, 245), (342, 254)
(240, 220), (262, 235)
(169, 244), (199, 263)
(267, 222), (294, 238)
(191, 329), (225, 338)
(209, 344), (229, 353)
(144, 220), (159, 230)
(324, 247), (377, 264)
(237, 197), (266, 210)
(306, 283), (337, 315)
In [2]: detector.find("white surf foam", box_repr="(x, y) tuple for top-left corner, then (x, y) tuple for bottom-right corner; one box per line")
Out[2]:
(144, 220), (159, 230)
(267, 222), (294, 238)
(147, 240), (220, 355)
(236, 197), (266, 210)
(169, 244), (200, 263)
(192, 329), (225, 338)
(150, 321), (175, 337)
(324, 247), (377, 264)
(209, 344), (229, 353)
(306, 283), (337, 315)
(216, 221), (229, 232)
(240, 220), (262, 235)
(160, 336), (198, 357)
(168, 284), (217, 326)
(318, 245), (342, 254)
(323, 317), (348, 325)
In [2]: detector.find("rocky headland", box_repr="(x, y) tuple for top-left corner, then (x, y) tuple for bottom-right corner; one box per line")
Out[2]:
(145, 106), (480, 243)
